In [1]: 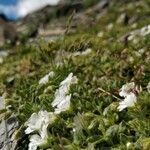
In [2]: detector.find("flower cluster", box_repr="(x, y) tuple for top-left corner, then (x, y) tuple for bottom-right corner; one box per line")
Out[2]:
(25, 73), (77, 150)
(117, 82), (141, 111)
(25, 72), (147, 150)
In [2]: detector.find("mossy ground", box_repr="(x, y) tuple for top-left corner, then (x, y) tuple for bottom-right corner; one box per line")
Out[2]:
(0, 0), (150, 149)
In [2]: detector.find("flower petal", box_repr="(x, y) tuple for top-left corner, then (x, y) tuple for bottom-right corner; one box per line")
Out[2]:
(118, 93), (137, 111)
(39, 71), (55, 85)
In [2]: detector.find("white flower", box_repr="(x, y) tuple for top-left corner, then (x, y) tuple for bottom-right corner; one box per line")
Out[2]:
(28, 134), (49, 150)
(118, 93), (137, 111)
(29, 142), (37, 150)
(147, 82), (150, 93)
(39, 71), (55, 85)
(25, 111), (56, 134)
(52, 73), (77, 114)
(119, 82), (135, 97)
(25, 113), (42, 134)
(52, 73), (77, 107)
(59, 73), (78, 88)
(29, 134), (40, 150)
(117, 82), (140, 111)
(26, 111), (56, 150)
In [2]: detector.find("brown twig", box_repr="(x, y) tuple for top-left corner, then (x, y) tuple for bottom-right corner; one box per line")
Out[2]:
(98, 87), (121, 100)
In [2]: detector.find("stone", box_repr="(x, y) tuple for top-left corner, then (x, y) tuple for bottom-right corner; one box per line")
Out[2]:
(0, 96), (18, 150)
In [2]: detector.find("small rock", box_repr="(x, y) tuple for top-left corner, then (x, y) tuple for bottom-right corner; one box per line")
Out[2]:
(97, 32), (104, 37)
(0, 96), (18, 150)
(107, 23), (113, 30)
(117, 13), (129, 25)
(0, 50), (9, 64)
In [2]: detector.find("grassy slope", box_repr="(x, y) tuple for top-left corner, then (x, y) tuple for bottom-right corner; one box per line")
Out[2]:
(0, 0), (150, 149)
